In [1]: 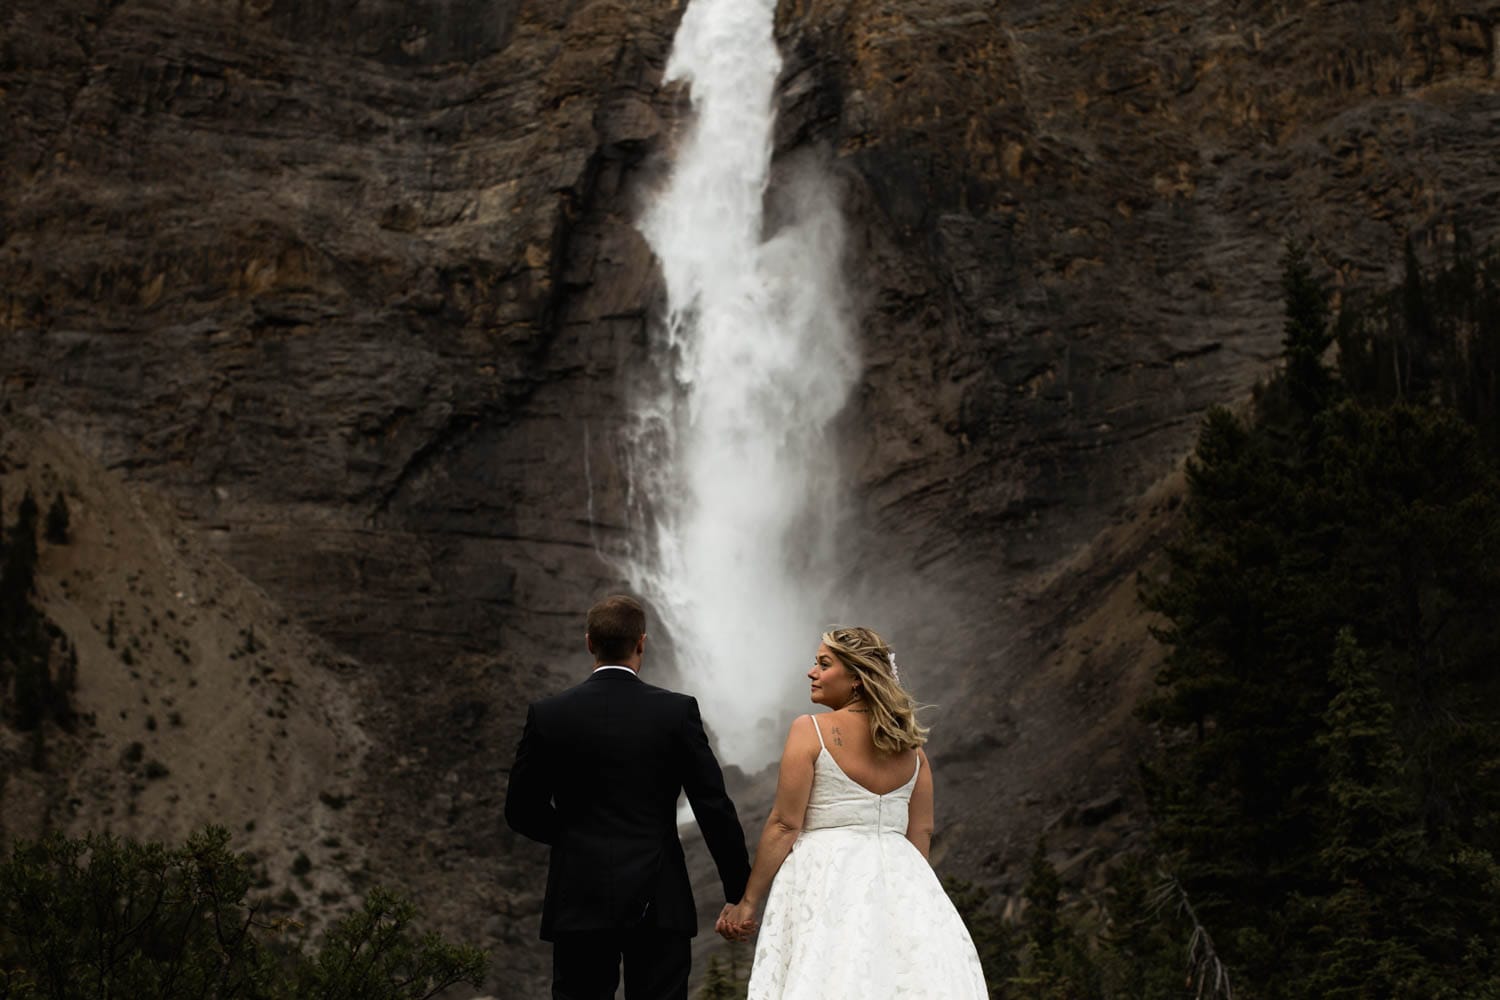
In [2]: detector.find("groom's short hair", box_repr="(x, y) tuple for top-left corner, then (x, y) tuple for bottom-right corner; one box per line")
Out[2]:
(587, 595), (647, 661)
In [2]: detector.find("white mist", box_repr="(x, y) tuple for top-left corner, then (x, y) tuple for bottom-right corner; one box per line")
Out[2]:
(627, 0), (859, 766)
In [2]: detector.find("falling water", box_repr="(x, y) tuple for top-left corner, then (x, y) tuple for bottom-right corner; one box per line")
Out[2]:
(627, 0), (859, 766)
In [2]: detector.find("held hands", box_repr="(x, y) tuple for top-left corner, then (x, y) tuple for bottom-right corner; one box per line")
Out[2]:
(715, 899), (759, 942)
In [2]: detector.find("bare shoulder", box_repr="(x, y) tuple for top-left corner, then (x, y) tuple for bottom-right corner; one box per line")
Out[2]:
(782, 714), (821, 758)
(914, 746), (934, 781)
(787, 713), (820, 743)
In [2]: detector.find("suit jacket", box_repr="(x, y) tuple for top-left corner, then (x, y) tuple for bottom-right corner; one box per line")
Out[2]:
(504, 668), (751, 940)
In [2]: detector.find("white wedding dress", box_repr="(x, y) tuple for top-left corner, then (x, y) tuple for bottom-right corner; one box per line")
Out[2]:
(746, 716), (989, 998)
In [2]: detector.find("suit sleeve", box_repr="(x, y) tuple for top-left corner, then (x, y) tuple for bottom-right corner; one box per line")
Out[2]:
(504, 704), (558, 845)
(680, 696), (751, 903)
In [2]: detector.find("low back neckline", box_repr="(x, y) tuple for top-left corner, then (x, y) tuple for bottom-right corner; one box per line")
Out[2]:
(810, 715), (920, 798)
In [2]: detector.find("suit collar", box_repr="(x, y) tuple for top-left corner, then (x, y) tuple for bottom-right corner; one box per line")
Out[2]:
(589, 665), (641, 682)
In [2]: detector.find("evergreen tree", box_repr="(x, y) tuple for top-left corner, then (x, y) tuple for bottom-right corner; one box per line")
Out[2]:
(1004, 841), (1102, 999)
(944, 875), (1019, 989)
(0, 491), (39, 631)
(1093, 859), (1199, 998)
(1338, 242), (1500, 457)
(1318, 630), (1417, 886)
(1021, 840), (1062, 957)
(1280, 242), (1336, 419)
(1306, 628), (1430, 999)
(44, 492), (69, 545)
(1141, 400), (1335, 981)
(2, 493), (51, 734)
(0, 490), (82, 740)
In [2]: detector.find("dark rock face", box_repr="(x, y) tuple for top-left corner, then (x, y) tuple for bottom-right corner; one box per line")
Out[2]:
(5, 0), (1500, 990)
(780, 0), (1500, 569)
(3, 0), (675, 666)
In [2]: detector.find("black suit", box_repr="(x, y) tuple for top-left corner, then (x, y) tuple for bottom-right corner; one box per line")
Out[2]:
(505, 667), (750, 999)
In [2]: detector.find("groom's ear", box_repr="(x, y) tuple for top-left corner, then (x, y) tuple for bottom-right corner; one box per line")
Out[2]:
(585, 632), (595, 655)
(636, 633), (647, 657)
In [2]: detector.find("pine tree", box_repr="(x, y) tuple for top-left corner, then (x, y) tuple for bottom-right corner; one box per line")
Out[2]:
(3, 493), (49, 733)
(1141, 398), (1335, 975)
(2, 492), (80, 738)
(44, 493), (69, 545)
(1095, 859), (1216, 999)
(0, 492), (39, 631)
(1005, 841), (1102, 999)
(1022, 840), (1062, 957)
(1337, 242), (1500, 458)
(1306, 629), (1430, 998)
(943, 875), (1019, 987)
(1319, 630), (1416, 884)
(1281, 242), (1336, 419)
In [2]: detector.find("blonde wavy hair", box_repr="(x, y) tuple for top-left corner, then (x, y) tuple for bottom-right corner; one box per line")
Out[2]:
(822, 625), (929, 754)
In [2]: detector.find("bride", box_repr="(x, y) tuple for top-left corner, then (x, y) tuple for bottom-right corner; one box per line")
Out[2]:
(716, 626), (988, 998)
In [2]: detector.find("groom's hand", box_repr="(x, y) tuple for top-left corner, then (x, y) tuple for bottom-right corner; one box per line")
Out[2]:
(714, 901), (758, 942)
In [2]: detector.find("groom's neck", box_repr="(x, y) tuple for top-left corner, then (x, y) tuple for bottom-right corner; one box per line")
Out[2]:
(592, 661), (641, 674)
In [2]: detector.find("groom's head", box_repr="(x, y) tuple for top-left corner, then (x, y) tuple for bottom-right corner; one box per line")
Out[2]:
(586, 595), (647, 667)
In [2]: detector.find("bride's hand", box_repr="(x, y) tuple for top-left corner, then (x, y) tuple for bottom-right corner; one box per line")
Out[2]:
(715, 899), (759, 942)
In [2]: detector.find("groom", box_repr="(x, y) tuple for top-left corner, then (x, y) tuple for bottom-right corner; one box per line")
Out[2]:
(505, 594), (751, 999)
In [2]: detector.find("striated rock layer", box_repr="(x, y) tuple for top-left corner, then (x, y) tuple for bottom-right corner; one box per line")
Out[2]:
(4, 0), (1500, 992)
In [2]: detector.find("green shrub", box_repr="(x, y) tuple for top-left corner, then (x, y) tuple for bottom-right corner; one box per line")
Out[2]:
(0, 827), (487, 1000)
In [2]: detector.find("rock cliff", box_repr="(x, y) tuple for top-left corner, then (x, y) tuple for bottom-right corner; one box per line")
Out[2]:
(4, 0), (1499, 993)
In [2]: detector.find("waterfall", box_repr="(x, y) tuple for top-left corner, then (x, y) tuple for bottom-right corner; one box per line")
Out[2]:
(626, 0), (859, 766)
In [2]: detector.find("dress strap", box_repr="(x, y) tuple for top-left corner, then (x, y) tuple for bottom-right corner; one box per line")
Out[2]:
(809, 714), (827, 751)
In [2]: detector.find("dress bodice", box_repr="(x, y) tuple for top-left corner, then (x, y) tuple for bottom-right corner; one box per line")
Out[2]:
(801, 717), (919, 836)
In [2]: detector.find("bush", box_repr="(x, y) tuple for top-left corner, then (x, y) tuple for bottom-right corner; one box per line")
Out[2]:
(0, 827), (488, 1000)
